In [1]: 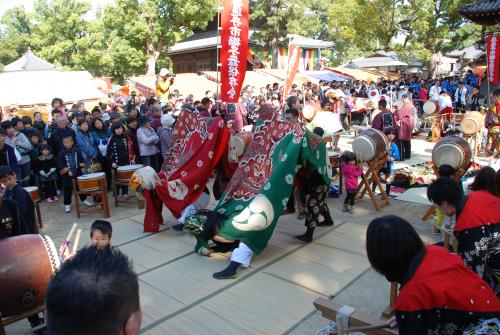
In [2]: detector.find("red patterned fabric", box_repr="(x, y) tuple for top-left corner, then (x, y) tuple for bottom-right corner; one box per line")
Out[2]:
(154, 110), (230, 218)
(143, 189), (163, 233)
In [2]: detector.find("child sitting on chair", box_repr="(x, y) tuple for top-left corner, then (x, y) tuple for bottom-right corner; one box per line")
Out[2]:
(37, 144), (58, 203)
(0, 165), (37, 234)
(57, 136), (88, 213)
(340, 151), (363, 214)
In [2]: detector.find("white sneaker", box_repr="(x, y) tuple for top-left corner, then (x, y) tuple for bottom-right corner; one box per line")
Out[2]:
(83, 199), (94, 206)
(64, 205), (71, 213)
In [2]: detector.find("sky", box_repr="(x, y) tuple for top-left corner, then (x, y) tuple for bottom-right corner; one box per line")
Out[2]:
(0, 0), (115, 20)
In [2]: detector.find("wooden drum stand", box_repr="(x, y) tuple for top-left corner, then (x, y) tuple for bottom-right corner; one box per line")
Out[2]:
(356, 151), (390, 211)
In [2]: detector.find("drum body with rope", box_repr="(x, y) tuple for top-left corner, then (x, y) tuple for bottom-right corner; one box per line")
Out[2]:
(0, 234), (60, 316)
(460, 111), (485, 136)
(352, 129), (388, 162)
(77, 172), (106, 191)
(116, 164), (144, 183)
(432, 136), (472, 171)
(423, 100), (439, 115)
(24, 186), (40, 202)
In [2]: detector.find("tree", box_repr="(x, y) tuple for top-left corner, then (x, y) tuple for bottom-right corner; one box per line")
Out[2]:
(98, 0), (216, 77)
(0, 6), (36, 65)
(251, 0), (331, 69)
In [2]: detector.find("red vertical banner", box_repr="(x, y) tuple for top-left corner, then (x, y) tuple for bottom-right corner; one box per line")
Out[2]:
(283, 43), (302, 98)
(220, 0), (249, 103)
(486, 34), (500, 85)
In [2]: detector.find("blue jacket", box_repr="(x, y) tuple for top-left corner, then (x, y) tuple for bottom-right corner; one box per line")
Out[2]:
(0, 144), (19, 176)
(386, 141), (400, 173)
(4, 184), (36, 234)
(76, 130), (98, 166)
(91, 129), (111, 147)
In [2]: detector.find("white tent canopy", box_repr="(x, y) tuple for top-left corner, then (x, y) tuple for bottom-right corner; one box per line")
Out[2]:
(1, 50), (106, 106)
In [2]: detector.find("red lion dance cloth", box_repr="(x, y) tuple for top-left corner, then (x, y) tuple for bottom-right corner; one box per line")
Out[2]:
(132, 110), (230, 232)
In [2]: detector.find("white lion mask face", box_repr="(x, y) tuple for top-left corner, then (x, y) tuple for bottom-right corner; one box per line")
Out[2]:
(231, 195), (275, 231)
(167, 179), (188, 200)
(228, 135), (245, 163)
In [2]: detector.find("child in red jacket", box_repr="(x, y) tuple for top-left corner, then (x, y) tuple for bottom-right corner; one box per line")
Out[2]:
(340, 151), (363, 214)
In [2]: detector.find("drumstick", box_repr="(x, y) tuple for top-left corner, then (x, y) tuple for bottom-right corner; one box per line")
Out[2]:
(72, 229), (82, 253)
(59, 223), (77, 258)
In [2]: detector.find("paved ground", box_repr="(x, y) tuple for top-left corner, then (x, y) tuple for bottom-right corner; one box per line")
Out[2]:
(6, 134), (442, 335)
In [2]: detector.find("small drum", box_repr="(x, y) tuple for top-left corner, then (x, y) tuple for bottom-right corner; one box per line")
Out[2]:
(24, 186), (40, 202)
(116, 164), (144, 182)
(328, 151), (340, 167)
(77, 172), (106, 191)
(0, 234), (60, 316)
(352, 128), (388, 162)
(423, 100), (439, 115)
(460, 111), (485, 135)
(432, 136), (472, 171)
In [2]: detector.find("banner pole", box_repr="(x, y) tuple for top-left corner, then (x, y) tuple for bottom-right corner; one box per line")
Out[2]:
(216, 0), (222, 95)
(282, 37), (292, 112)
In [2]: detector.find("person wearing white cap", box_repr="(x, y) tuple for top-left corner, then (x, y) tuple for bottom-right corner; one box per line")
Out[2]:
(157, 114), (175, 159)
(156, 68), (175, 104)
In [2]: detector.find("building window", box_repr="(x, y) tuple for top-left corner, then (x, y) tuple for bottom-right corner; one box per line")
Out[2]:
(195, 59), (210, 72)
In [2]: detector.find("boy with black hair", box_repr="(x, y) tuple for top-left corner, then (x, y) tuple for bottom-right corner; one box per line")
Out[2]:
(46, 245), (141, 335)
(0, 128), (19, 176)
(57, 135), (86, 213)
(0, 165), (37, 234)
(427, 177), (500, 295)
(90, 220), (113, 250)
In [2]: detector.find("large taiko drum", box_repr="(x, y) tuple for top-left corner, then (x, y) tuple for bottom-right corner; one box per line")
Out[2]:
(24, 186), (40, 202)
(352, 129), (388, 162)
(460, 111), (485, 135)
(432, 136), (472, 171)
(228, 132), (252, 163)
(0, 234), (60, 316)
(423, 100), (439, 115)
(77, 172), (106, 191)
(116, 164), (144, 183)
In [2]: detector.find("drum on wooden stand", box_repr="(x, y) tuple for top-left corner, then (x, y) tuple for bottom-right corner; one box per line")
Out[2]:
(432, 136), (472, 171)
(116, 164), (144, 183)
(460, 111), (485, 136)
(77, 172), (106, 191)
(423, 100), (439, 115)
(352, 129), (388, 162)
(0, 234), (60, 316)
(24, 186), (40, 202)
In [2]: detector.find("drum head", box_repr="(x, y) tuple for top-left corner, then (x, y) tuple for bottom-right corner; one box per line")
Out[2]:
(41, 235), (61, 272)
(432, 144), (464, 170)
(78, 172), (106, 180)
(423, 101), (436, 114)
(117, 164), (144, 171)
(24, 186), (38, 192)
(461, 118), (479, 135)
(352, 136), (374, 162)
(302, 105), (316, 120)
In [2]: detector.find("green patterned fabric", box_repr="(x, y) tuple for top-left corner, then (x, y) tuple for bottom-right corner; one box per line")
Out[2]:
(211, 112), (330, 255)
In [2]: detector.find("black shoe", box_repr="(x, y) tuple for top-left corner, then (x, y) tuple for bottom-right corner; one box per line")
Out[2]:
(172, 223), (184, 231)
(294, 227), (315, 243)
(213, 261), (241, 279)
(317, 210), (334, 226)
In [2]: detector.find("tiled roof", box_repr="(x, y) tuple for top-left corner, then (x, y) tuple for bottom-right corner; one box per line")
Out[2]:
(446, 45), (485, 60)
(4, 49), (56, 72)
(459, 0), (500, 25)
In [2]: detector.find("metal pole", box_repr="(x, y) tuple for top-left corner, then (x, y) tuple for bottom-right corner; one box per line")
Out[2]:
(216, 0), (222, 95)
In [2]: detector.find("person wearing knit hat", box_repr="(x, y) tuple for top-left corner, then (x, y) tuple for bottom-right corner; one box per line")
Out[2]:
(157, 114), (175, 159)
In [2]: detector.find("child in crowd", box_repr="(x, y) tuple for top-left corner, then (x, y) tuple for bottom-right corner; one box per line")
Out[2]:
(0, 128), (19, 175)
(57, 136), (89, 213)
(106, 122), (135, 198)
(434, 164), (458, 235)
(469, 166), (497, 195)
(340, 151), (363, 214)
(137, 116), (159, 171)
(380, 127), (400, 196)
(0, 166), (37, 233)
(61, 220), (113, 260)
(75, 120), (98, 170)
(2, 120), (32, 186)
(21, 116), (33, 137)
(37, 144), (58, 203)
(33, 112), (46, 134)
(157, 114), (175, 159)
(28, 129), (42, 186)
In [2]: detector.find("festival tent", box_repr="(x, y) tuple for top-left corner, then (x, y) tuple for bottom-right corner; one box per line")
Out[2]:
(301, 71), (349, 83)
(0, 50), (107, 107)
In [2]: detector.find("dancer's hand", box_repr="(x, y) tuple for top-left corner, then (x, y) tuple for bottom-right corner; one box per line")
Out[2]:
(197, 247), (211, 257)
(387, 316), (398, 329)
